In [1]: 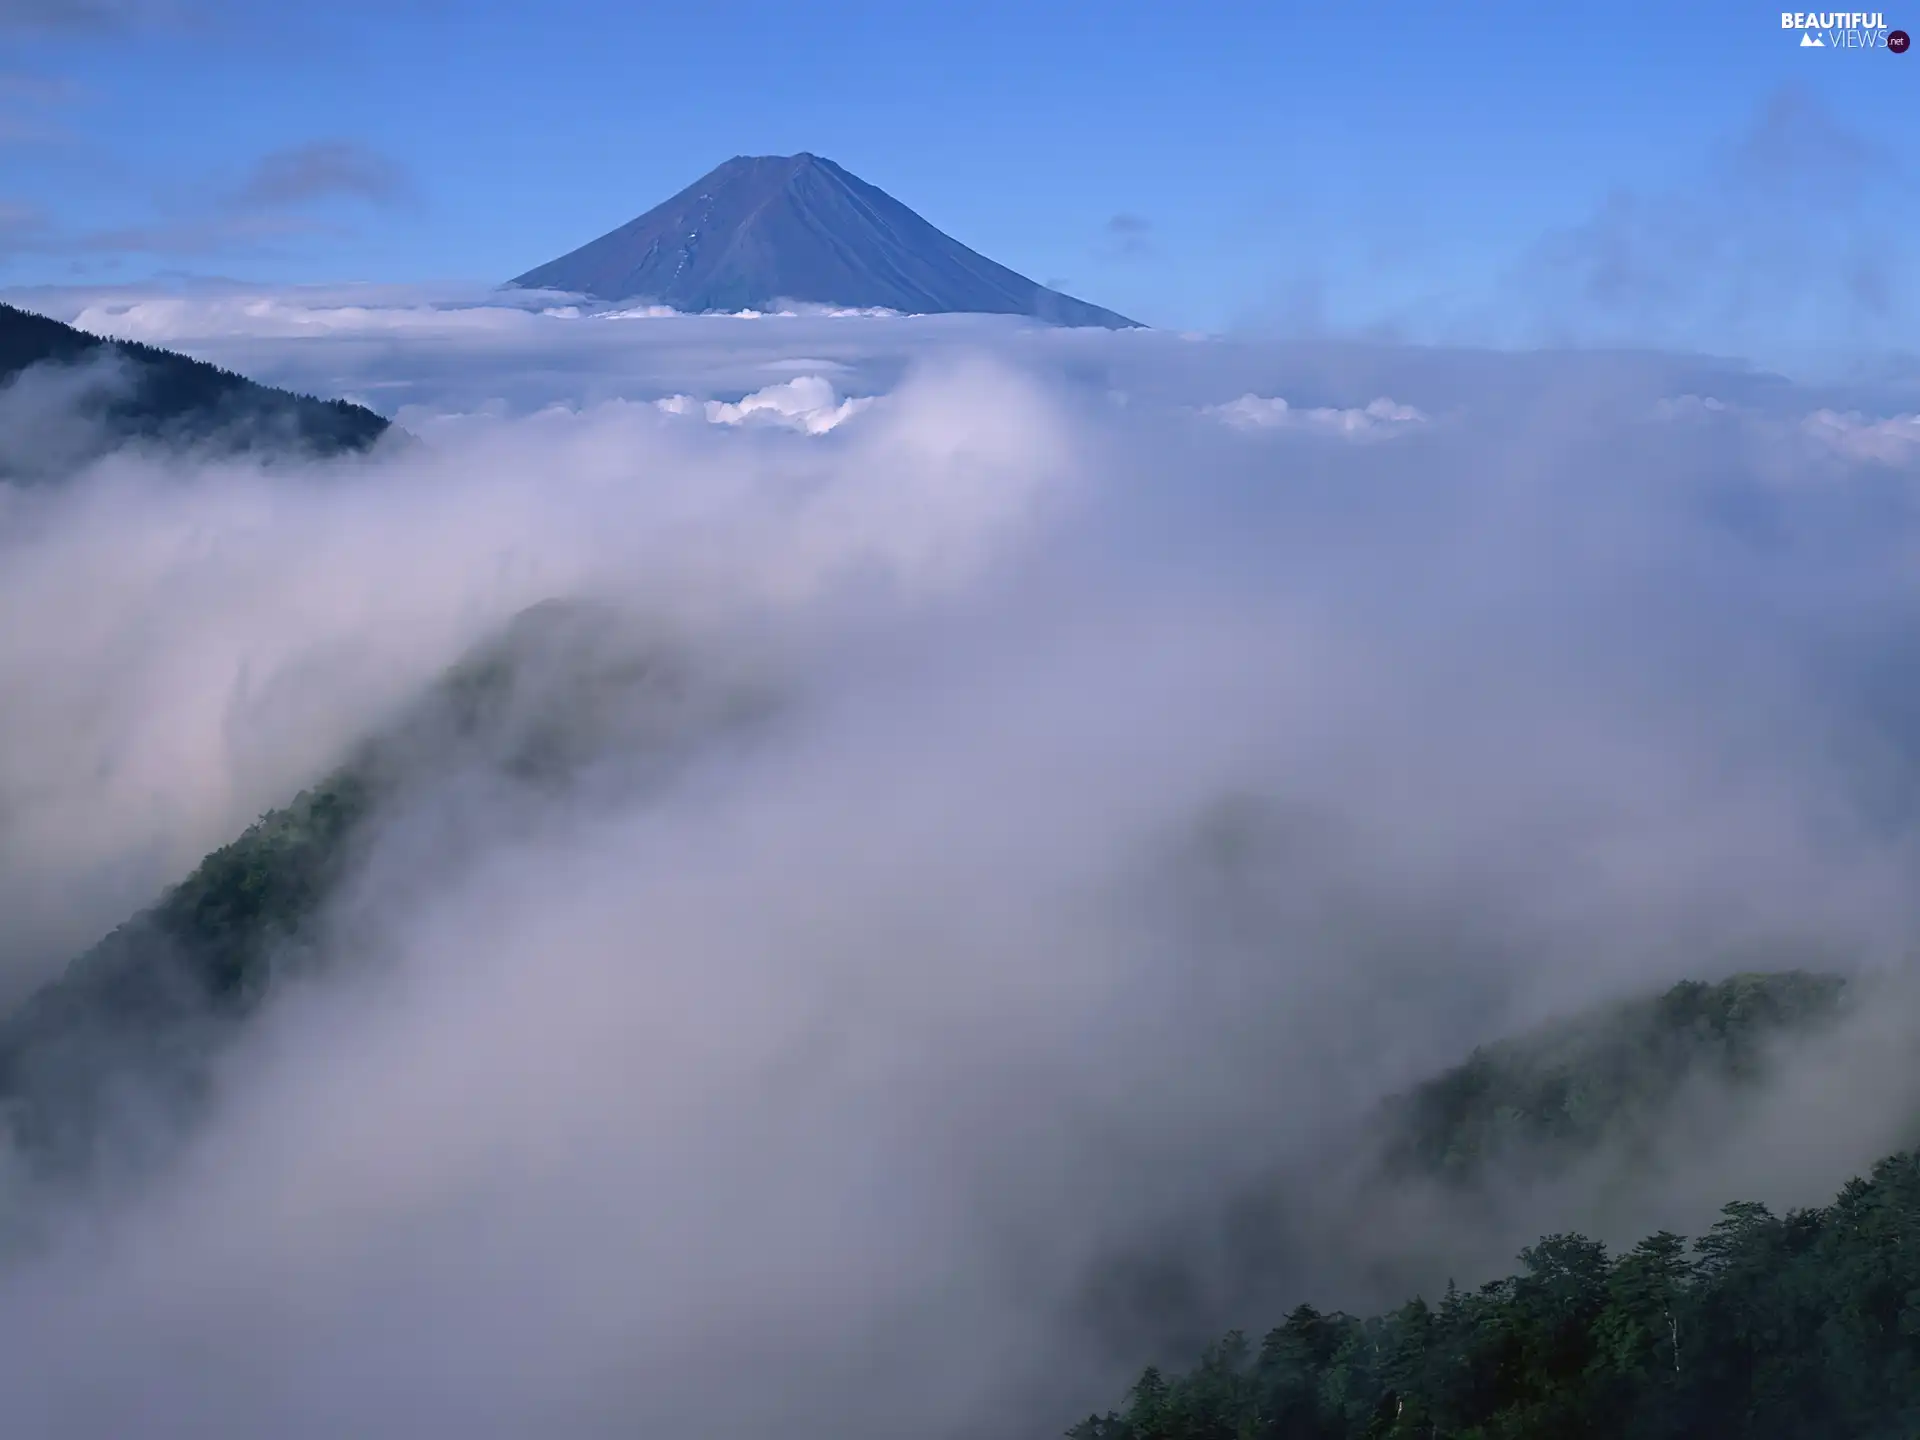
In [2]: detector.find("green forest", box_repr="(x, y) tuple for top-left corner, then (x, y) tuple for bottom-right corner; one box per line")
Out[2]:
(0, 771), (371, 1182)
(1066, 972), (1913, 1438)
(0, 601), (730, 1189)
(1377, 970), (1852, 1185)
(1071, 1142), (1920, 1439)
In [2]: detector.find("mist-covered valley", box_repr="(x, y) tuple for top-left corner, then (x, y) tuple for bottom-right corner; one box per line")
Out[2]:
(3, 289), (1920, 1437)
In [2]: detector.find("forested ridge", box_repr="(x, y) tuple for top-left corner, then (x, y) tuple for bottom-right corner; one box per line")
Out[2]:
(1066, 972), (1900, 1438)
(0, 601), (758, 1189)
(1072, 1143), (1920, 1439)
(0, 772), (371, 1182)
(0, 300), (390, 466)
(1378, 971), (1852, 1185)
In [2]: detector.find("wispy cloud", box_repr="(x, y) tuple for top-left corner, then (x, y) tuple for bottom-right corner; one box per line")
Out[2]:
(0, 0), (186, 31)
(0, 72), (80, 103)
(657, 375), (872, 434)
(231, 140), (416, 213)
(0, 200), (53, 256)
(1802, 408), (1920, 464)
(0, 69), (83, 152)
(71, 211), (343, 259)
(0, 138), (418, 264)
(1508, 86), (1919, 360)
(1204, 392), (1427, 438)
(1100, 211), (1154, 262)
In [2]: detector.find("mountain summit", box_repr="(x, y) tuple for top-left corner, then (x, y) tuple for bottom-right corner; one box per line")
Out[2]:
(509, 153), (1140, 328)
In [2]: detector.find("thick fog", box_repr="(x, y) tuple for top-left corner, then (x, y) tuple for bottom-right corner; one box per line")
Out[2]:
(2, 293), (1920, 1436)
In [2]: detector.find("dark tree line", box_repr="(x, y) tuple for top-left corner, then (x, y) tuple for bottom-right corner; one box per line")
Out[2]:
(0, 773), (372, 1186)
(0, 300), (391, 467)
(0, 600), (711, 1194)
(1377, 971), (1851, 1185)
(1071, 1149), (1920, 1439)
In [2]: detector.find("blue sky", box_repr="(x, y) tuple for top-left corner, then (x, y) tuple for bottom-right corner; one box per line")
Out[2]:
(0, 0), (1914, 360)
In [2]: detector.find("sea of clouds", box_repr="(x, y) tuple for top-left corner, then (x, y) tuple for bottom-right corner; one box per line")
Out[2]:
(2, 287), (1920, 1437)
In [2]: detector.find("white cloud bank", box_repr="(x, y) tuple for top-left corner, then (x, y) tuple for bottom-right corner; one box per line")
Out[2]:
(1204, 393), (1427, 437)
(3, 290), (1920, 1437)
(1649, 394), (1920, 468)
(1803, 409), (1920, 465)
(657, 374), (872, 434)
(0, 348), (1068, 992)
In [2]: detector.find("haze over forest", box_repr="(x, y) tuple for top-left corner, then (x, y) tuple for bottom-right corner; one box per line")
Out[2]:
(1, 6), (1919, 1438)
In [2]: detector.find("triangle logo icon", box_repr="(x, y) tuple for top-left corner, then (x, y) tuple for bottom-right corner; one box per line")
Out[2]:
(1800, 30), (1825, 44)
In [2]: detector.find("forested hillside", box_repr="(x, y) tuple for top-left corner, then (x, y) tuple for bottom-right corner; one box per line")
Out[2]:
(1072, 1144), (1920, 1439)
(0, 301), (390, 472)
(0, 601), (758, 1190)
(0, 589), (1899, 1440)
(1378, 972), (1853, 1184)
(0, 772), (371, 1184)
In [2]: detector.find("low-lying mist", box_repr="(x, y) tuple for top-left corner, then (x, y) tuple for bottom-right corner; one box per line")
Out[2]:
(3, 299), (1920, 1437)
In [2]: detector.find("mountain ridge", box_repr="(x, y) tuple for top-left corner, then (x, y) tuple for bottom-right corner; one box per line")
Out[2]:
(509, 152), (1140, 328)
(0, 301), (390, 473)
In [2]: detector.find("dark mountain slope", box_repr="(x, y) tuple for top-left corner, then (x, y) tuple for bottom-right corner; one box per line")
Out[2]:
(1072, 965), (1862, 1370)
(510, 152), (1140, 327)
(0, 601), (774, 1193)
(0, 771), (371, 1189)
(1074, 1147), (1920, 1440)
(0, 301), (390, 474)
(1378, 971), (1854, 1185)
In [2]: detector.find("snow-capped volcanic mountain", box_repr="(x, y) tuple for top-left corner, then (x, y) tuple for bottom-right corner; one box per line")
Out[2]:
(510, 152), (1139, 328)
